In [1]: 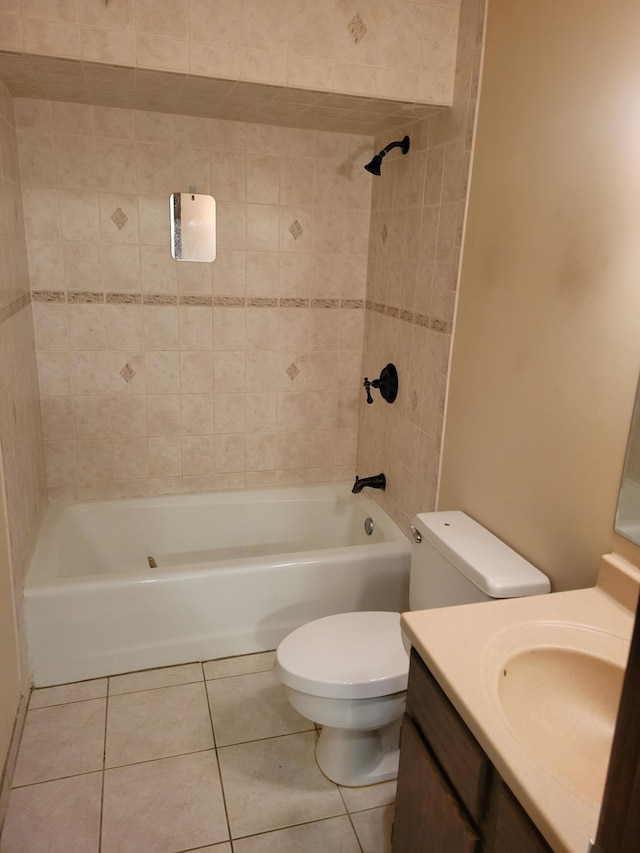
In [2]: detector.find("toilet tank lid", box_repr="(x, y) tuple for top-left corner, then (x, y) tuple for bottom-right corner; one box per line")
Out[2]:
(413, 511), (551, 598)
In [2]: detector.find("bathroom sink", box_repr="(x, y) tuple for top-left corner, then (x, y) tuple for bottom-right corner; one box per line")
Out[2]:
(485, 623), (628, 804)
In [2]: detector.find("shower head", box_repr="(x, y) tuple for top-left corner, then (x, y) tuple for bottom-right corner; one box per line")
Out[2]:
(364, 136), (410, 175)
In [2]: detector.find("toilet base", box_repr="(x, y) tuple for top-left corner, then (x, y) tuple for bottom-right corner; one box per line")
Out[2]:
(315, 718), (401, 787)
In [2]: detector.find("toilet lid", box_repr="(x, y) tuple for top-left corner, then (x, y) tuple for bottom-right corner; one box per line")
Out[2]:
(275, 611), (409, 699)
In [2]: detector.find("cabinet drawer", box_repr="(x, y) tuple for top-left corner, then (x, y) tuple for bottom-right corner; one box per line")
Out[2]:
(406, 647), (490, 822)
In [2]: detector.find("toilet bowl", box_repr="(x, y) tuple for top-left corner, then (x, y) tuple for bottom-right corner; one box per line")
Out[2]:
(275, 611), (408, 787)
(276, 511), (551, 787)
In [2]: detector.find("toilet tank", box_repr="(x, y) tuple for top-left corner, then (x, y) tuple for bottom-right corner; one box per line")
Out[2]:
(409, 511), (550, 611)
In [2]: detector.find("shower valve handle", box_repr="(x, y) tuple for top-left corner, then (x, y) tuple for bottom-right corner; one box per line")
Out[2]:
(362, 364), (398, 405)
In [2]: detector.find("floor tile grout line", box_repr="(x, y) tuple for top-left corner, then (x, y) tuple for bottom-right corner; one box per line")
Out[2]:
(29, 654), (277, 705)
(228, 811), (364, 844)
(338, 784), (368, 853)
(12, 749), (220, 790)
(108, 677), (205, 698)
(25, 695), (108, 713)
(28, 693), (109, 711)
(203, 667), (275, 682)
(177, 845), (233, 853)
(13, 726), (323, 790)
(104, 745), (217, 773)
(10, 766), (104, 791)
(215, 725), (318, 753)
(97, 691), (109, 853)
(202, 660), (234, 850)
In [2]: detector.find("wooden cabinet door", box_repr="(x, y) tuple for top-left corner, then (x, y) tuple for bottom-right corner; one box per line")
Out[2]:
(491, 782), (552, 853)
(393, 715), (481, 853)
(407, 649), (489, 822)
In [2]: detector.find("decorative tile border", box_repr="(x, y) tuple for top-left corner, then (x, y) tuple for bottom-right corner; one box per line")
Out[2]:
(143, 294), (178, 305)
(107, 293), (142, 304)
(31, 288), (451, 332)
(28, 290), (367, 312)
(247, 297), (278, 308)
(279, 298), (309, 308)
(32, 291), (64, 303)
(181, 295), (213, 306)
(67, 291), (104, 303)
(366, 300), (452, 334)
(0, 292), (31, 325)
(214, 296), (245, 307)
(311, 299), (339, 309)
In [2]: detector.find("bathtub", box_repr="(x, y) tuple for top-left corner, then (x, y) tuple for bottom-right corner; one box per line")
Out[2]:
(25, 484), (411, 687)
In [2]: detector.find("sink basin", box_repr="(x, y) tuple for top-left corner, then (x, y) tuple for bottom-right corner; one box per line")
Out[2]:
(485, 623), (628, 804)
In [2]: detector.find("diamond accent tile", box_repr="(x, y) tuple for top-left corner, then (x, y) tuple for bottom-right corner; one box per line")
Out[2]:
(286, 363), (299, 381)
(289, 219), (303, 240)
(120, 363), (135, 383)
(111, 207), (128, 230)
(347, 12), (367, 45)
(381, 223), (388, 244)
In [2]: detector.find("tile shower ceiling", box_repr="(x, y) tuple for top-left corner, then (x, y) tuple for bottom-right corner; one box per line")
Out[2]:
(0, 51), (442, 135)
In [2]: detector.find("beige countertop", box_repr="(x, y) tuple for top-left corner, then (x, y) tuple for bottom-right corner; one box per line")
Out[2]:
(400, 554), (639, 853)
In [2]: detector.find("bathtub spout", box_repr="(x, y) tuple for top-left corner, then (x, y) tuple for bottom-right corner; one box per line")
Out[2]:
(352, 474), (386, 494)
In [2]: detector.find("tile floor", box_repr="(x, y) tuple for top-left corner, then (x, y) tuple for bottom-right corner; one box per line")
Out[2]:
(0, 652), (395, 853)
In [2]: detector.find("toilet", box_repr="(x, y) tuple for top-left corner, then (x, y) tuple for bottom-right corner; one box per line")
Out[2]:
(275, 510), (550, 787)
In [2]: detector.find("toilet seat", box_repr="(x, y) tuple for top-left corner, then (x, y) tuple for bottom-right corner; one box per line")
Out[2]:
(275, 611), (408, 700)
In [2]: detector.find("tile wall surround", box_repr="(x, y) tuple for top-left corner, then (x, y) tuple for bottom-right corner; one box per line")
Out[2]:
(0, 50), (443, 137)
(0, 81), (48, 664)
(0, 0), (460, 108)
(356, 0), (485, 530)
(17, 99), (373, 500)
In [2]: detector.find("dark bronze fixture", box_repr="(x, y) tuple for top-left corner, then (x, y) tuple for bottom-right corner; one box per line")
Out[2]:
(364, 136), (410, 175)
(352, 473), (386, 493)
(363, 363), (398, 404)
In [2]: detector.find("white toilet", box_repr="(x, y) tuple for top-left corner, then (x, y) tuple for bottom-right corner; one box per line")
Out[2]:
(275, 510), (550, 787)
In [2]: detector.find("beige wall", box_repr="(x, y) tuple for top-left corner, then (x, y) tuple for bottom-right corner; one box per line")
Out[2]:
(0, 0), (459, 107)
(356, 0), (484, 531)
(0, 81), (47, 804)
(439, 0), (640, 590)
(18, 101), (371, 499)
(0, 458), (22, 823)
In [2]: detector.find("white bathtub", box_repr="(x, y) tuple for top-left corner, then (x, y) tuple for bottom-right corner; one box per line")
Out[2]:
(25, 484), (411, 687)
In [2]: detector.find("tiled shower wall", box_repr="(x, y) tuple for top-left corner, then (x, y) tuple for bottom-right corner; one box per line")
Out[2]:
(0, 83), (47, 661)
(17, 101), (372, 500)
(0, 0), (459, 107)
(357, 0), (484, 530)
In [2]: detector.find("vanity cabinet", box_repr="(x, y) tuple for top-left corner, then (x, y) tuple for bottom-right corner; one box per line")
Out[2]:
(393, 649), (552, 853)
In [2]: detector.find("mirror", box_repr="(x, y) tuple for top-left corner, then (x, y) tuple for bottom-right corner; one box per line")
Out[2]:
(170, 192), (216, 262)
(615, 375), (640, 546)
